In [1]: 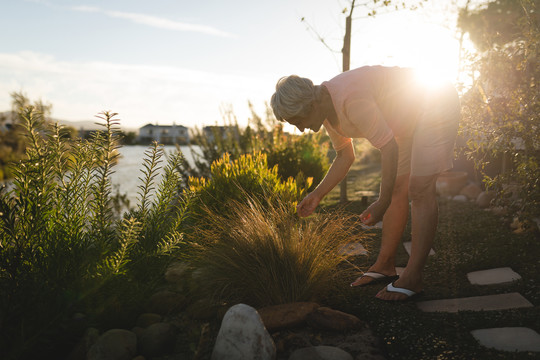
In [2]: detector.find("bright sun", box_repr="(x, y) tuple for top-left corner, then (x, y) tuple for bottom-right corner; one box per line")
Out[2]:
(410, 22), (459, 89)
(413, 66), (453, 89)
(363, 12), (461, 89)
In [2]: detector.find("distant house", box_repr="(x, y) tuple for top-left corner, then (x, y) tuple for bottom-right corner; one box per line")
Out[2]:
(138, 124), (190, 145)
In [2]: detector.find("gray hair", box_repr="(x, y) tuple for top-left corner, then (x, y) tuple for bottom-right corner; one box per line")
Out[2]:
(270, 75), (316, 121)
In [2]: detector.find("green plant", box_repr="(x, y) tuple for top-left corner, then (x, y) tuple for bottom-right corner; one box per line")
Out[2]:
(0, 109), (188, 359)
(179, 103), (330, 192)
(459, 0), (540, 224)
(0, 92), (48, 181)
(190, 196), (367, 307)
(187, 151), (308, 225)
(266, 130), (330, 191)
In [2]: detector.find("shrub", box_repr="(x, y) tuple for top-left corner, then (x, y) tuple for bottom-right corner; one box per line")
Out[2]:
(179, 103), (330, 192)
(266, 129), (329, 191)
(459, 0), (540, 224)
(190, 196), (367, 308)
(187, 151), (309, 225)
(0, 109), (187, 359)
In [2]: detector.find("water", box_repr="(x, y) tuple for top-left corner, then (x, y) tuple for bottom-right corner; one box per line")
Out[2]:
(111, 145), (199, 206)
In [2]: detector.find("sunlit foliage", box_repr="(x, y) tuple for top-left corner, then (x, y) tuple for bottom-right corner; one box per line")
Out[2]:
(459, 0), (539, 224)
(0, 109), (188, 359)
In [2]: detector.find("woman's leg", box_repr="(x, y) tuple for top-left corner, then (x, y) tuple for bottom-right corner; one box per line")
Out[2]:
(351, 173), (410, 286)
(375, 173), (439, 300)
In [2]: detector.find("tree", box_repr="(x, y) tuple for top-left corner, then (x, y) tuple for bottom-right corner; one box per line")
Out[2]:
(459, 0), (540, 225)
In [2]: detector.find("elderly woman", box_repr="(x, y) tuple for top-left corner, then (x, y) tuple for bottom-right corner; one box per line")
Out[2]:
(270, 66), (460, 301)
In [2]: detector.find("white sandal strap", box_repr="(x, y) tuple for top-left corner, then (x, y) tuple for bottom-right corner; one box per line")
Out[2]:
(386, 283), (417, 297)
(362, 271), (386, 279)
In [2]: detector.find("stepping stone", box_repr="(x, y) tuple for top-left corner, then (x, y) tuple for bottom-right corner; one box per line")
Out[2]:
(360, 221), (383, 230)
(416, 292), (533, 313)
(471, 327), (540, 352)
(338, 242), (367, 256)
(355, 190), (378, 197)
(403, 242), (435, 256)
(467, 267), (521, 285)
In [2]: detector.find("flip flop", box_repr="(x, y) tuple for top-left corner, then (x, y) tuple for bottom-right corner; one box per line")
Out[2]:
(350, 271), (399, 287)
(377, 282), (420, 301)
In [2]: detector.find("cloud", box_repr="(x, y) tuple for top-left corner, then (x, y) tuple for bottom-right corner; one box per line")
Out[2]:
(0, 51), (268, 129)
(70, 5), (234, 38)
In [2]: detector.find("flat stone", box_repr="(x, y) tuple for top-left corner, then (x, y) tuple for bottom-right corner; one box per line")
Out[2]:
(338, 242), (367, 256)
(417, 292), (533, 313)
(403, 242), (435, 256)
(452, 194), (468, 202)
(360, 221), (383, 230)
(467, 267), (522, 285)
(305, 307), (362, 331)
(471, 327), (540, 352)
(258, 302), (319, 332)
(355, 190), (378, 197)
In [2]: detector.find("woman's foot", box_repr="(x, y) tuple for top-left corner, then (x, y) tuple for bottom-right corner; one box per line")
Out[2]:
(350, 267), (398, 287)
(375, 276), (423, 301)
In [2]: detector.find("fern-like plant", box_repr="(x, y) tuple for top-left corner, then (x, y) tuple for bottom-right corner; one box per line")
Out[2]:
(0, 108), (189, 359)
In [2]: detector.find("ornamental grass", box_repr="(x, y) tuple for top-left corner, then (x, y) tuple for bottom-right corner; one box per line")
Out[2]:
(191, 195), (368, 308)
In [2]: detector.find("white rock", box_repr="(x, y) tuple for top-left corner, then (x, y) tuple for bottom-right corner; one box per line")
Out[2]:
(87, 329), (137, 360)
(459, 183), (482, 200)
(211, 303), (275, 360)
(453, 194), (468, 202)
(476, 191), (495, 208)
(289, 346), (353, 360)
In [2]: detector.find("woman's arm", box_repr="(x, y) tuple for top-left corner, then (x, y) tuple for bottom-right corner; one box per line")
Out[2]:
(296, 141), (355, 217)
(360, 137), (398, 224)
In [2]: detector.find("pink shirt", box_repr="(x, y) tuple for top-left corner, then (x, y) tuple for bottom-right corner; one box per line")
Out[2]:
(322, 66), (425, 150)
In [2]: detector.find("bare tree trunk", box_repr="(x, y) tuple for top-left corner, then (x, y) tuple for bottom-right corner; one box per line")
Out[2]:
(339, 4), (354, 204)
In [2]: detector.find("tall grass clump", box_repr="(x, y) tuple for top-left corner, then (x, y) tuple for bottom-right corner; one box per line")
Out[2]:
(0, 108), (187, 359)
(191, 196), (367, 308)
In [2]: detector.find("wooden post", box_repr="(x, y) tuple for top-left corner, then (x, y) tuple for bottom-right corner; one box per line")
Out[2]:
(339, 6), (354, 204)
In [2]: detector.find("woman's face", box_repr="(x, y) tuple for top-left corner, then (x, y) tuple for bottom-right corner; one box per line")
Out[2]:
(287, 104), (325, 133)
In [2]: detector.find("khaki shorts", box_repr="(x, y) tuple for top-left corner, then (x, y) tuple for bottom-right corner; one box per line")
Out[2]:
(396, 84), (461, 177)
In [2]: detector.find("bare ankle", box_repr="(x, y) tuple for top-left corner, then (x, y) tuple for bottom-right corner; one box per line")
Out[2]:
(369, 262), (397, 275)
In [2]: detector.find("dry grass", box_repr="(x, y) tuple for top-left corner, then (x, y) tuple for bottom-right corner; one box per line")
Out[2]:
(190, 196), (368, 308)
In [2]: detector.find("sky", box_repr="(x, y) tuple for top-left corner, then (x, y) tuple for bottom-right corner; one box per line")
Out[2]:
(0, 0), (474, 131)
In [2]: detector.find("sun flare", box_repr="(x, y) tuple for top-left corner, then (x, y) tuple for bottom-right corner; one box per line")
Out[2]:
(413, 66), (453, 89)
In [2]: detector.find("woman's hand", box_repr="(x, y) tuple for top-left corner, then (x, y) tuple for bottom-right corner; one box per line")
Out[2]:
(360, 199), (390, 226)
(296, 192), (322, 218)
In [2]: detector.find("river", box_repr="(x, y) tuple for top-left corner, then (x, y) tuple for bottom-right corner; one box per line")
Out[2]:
(111, 145), (200, 206)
